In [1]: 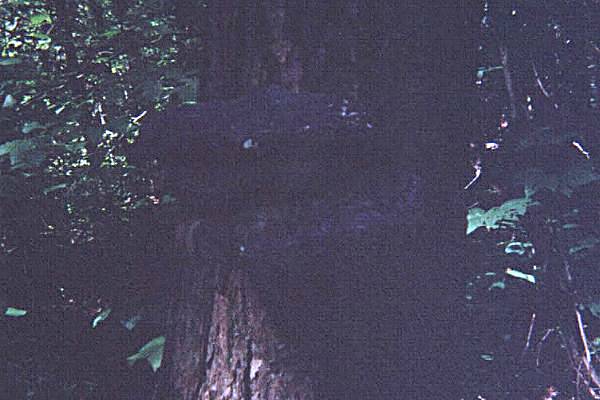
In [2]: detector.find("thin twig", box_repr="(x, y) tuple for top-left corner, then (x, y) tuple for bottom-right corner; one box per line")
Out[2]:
(532, 63), (551, 98)
(521, 312), (536, 359)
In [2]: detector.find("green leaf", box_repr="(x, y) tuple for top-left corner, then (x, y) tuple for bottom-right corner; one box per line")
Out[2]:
(101, 29), (121, 39)
(54, 104), (66, 115)
(127, 336), (165, 372)
(505, 268), (536, 284)
(92, 308), (112, 328)
(467, 197), (537, 235)
(5, 307), (27, 317)
(29, 13), (52, 26)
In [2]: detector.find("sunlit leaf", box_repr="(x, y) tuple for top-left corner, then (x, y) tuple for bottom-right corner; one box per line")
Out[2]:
(29, 13), (52, 26)
(5, 307), (27, 317)
(467, 197), (537, 235)
(505, 268), (536, 284)
(92, 308), (112, 328)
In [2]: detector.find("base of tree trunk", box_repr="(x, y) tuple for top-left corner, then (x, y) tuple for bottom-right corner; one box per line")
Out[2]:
(200, 267), (314, 400)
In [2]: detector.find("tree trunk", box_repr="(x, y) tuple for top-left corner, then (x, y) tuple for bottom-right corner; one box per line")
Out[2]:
(154, 2), (427, 399)
(202, 268), (314, 399)
(156, 215), (316, 400)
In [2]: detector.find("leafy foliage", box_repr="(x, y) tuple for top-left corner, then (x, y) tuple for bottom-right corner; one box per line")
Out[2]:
(0, 1), (197, 397)
(467, 196), (536, 234)
(467, 1), (600, 398)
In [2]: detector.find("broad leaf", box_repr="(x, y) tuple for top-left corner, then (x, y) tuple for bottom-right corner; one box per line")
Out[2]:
(29, 13), (52, 26)
(5, 307), (27, 317)
(127, 336), (165, 372)
(467, 197), (537, 235)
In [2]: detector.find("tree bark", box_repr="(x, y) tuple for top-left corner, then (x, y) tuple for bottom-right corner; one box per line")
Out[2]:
(201, 268), (314, 400)
(157, 215), (316, 400)
(153, 2), (427, 399)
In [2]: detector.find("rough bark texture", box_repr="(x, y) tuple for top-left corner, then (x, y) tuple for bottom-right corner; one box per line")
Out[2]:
(159, 220), (222, 400)
(161, 217), (316, 400)
(202, 268), (314, 400)
(141, 84), (421, 399)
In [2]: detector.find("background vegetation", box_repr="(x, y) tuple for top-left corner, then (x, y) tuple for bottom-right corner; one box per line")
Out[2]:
(465, 1), (600, 399)
(1, 1), (186, 397)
